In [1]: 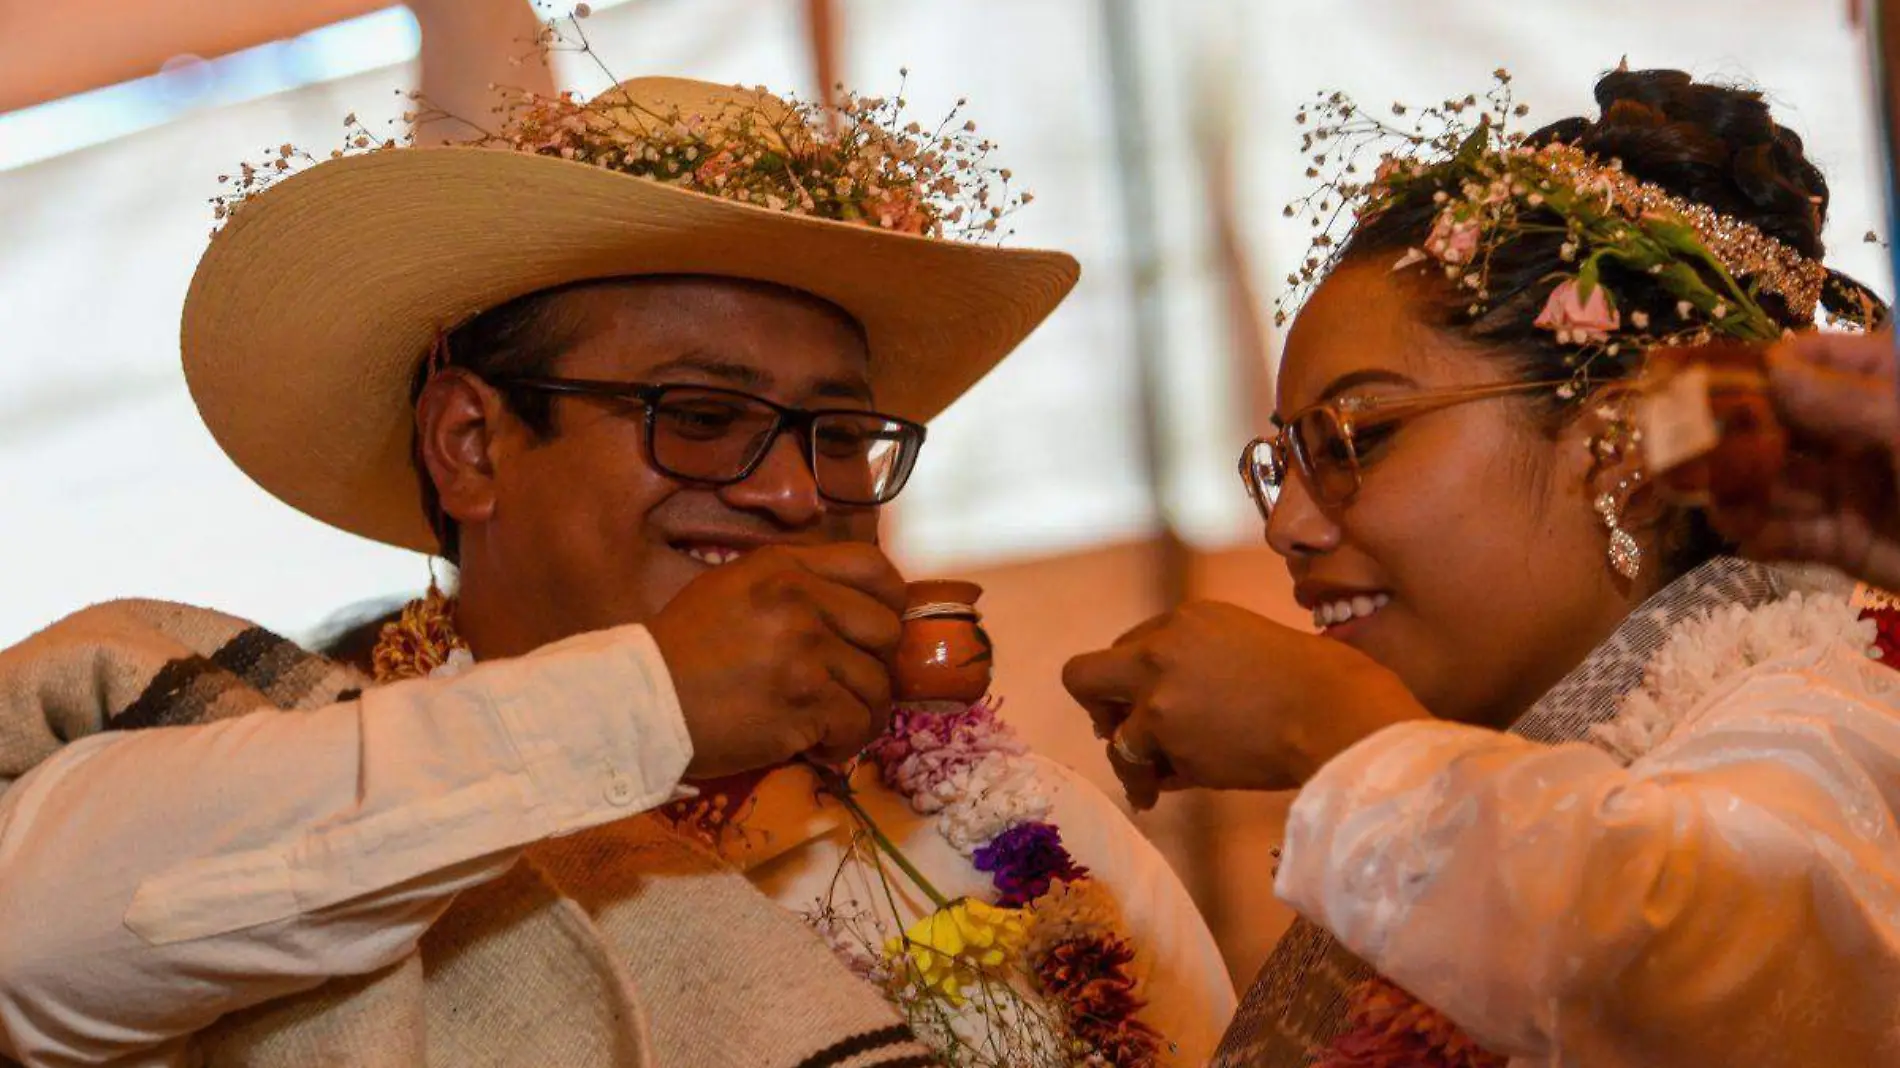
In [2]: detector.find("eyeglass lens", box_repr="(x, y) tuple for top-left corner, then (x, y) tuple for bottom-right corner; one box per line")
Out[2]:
(647, 387), (917, 505)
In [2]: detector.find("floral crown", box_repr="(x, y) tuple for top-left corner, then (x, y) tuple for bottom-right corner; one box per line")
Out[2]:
(1280, 71), (1884, 395)
(211, 12), (1025, 245)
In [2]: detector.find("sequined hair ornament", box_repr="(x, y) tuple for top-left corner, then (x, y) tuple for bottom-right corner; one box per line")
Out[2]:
(1277, 69), (1888, 398)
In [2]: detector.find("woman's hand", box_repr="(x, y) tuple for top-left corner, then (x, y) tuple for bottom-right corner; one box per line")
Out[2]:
(1060, 600), (1430, 809)
(1720, 332), (1900, 591)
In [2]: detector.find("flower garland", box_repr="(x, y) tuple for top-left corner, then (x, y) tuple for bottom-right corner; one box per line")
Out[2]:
(1313, 580), (1889, 1067)
(1278, 71), (1883, 403)
(1592, 589), (1878, 762)
(856, 698), (1164, 1067)
(369, 594), (1164, 1067)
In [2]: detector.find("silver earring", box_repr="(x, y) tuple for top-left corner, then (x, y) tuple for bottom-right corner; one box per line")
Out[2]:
(1595, 483), (1641, 581)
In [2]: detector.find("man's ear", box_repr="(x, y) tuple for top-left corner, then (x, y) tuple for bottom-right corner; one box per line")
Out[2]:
(416, 369), (508, 530)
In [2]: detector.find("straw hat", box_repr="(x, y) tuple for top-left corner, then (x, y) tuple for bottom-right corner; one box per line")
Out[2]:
(182, 76), (1080, 553)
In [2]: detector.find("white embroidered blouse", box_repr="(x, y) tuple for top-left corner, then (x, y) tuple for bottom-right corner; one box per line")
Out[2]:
(1275, 587), (1900, 1065)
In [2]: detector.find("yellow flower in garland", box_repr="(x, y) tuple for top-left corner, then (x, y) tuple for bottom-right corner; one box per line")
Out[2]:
(885, 899), (1029, 1004)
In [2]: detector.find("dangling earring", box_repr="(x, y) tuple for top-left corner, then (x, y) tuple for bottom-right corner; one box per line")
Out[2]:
(1595, 477), (1642, 581)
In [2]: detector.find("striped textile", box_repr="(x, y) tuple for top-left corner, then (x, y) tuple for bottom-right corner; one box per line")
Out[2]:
(0, 598), (935, 1068)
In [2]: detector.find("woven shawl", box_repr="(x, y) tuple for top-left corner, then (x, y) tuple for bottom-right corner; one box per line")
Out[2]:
(0, 598), (934, 1068)
(1211, 557), (1789, 1067)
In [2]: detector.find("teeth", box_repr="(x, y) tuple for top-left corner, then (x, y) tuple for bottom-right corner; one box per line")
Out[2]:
(683, 546), (745, 566)
(1311, 593), (1390, 631)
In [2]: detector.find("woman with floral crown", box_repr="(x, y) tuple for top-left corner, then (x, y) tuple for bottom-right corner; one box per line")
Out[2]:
(1066, 66), (1900, 1066)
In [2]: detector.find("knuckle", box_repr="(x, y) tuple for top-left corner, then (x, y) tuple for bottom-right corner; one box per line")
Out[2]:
(1136, 642), (1172, 673)
(779, 658), (831, 704)
(865, 609), (903, 652)
(861, 666), (893, 711)
(753, 568), (810, 611)
(1059, 656), (1088, 694)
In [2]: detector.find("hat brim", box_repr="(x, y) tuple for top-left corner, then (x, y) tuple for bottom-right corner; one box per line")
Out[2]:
(182, 146), (1079, 553)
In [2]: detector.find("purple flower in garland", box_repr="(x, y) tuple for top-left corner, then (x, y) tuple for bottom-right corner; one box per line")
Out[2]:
(972, 821), (1089, 907)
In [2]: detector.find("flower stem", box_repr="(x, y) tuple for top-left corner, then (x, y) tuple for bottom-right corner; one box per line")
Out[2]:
(801, 759), (951, 909)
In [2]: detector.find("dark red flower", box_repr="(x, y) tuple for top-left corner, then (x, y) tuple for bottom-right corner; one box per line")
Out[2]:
(1311, 977), (1508, 1068)
(1033, 936), (1163, 1067)
(1861, 605), (1900, 669)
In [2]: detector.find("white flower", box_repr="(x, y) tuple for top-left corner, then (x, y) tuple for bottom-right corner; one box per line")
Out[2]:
(932, 752), (1052, 853)
(1592, 592), (1873, 762)
(429, 648), (476, 679)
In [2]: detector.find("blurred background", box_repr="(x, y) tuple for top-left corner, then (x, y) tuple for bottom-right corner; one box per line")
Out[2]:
(0, 0), (1887, 985)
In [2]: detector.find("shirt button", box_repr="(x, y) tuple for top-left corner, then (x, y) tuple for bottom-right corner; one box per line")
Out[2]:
(605, 775), (637, 807)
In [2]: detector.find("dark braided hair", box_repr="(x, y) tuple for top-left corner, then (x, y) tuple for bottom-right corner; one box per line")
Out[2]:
(1338, 68), (1842, 579)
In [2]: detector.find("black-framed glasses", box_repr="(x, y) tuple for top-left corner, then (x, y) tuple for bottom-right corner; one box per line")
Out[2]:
(1240, 379), (1568, 520)
(490, 376), (927, 506)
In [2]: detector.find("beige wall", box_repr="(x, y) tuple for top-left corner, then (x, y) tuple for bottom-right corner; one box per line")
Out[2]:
(939, 538), (1308, 987)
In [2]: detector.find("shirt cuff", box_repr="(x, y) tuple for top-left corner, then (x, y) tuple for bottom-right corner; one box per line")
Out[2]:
(486, 623), (697, 832)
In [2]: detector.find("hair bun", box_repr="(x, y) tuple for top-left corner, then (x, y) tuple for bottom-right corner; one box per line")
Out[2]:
(1545, 67), (1827, 261)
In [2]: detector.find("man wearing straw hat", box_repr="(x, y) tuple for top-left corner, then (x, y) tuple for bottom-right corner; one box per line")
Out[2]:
(0, 70), (1233, 1068)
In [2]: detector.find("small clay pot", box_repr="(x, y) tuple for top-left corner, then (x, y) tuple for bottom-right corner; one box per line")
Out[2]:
(893, 580), (993, 704)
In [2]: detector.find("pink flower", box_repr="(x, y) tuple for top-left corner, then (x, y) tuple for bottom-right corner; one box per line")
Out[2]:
(864, 699), (1025, 798)
(1425, 209), (1479, 265)
(1368, 156), (1410, 199)
(864, 187), (931, 234)
(692, 147), (740, 187)
(1534, 278), (1621, 344)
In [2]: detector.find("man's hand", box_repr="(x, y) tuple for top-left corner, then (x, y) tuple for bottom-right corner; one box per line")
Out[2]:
(1062, 601), (1428, 810)
(648, 544), (907, 778)
(1720, 333), (1900, 591)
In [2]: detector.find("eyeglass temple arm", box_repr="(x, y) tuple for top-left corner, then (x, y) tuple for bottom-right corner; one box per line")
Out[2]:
(1339, 378), (1571, 425)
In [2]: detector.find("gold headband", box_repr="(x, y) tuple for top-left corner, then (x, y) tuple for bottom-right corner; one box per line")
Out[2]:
(1534, 142), (1825, 322)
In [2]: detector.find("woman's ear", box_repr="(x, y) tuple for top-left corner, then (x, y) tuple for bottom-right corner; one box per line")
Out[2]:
(1565, 381), (1661, 522)
(1560, 380), (1675, 588)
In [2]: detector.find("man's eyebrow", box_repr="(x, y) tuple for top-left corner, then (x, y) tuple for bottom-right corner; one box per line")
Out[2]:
(810, 377), (874, 404)
(644, 353), (872, 404)
(643, 353), (772, 389)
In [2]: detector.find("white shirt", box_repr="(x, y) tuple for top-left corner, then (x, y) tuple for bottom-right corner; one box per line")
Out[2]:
(0, 624), (1233, 1066)
(1277, 638), (1900, 1065)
